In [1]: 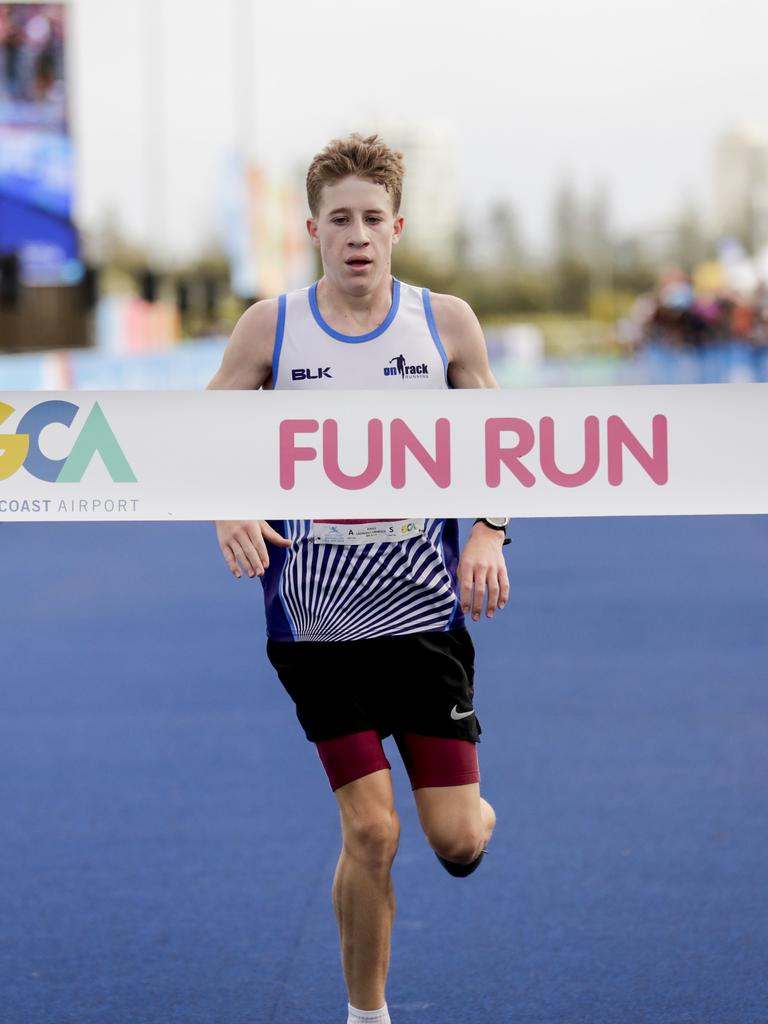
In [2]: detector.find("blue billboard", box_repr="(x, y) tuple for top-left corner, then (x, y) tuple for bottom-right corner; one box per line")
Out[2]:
(0, 3), (78, 285)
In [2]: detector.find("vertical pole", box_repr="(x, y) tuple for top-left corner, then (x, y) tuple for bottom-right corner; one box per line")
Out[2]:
(144, 0), (165, 267)
(233, 0), (255, 162)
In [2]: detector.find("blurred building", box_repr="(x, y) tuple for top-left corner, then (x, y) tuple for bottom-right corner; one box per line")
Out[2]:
(714, 125), (768, 253)
(364, 120), (459, 267)
(218, 154), (313, 300)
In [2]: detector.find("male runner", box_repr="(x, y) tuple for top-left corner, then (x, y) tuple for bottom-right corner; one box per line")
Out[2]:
(208, 134), (509, 1024)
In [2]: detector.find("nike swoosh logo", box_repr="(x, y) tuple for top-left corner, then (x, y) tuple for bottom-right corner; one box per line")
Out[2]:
(450, 705), (475, 720)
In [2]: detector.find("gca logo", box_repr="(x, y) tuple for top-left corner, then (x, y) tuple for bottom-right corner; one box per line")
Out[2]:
(0, 400), (137, 483)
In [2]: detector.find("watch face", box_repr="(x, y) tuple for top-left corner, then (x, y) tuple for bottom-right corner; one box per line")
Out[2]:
(485, 517), (509, 528)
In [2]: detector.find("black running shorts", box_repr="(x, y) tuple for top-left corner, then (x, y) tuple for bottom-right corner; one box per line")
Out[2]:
(266, 628), (482, 745)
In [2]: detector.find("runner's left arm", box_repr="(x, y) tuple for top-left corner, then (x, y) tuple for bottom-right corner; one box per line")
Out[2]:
(430, 293), (510, 620)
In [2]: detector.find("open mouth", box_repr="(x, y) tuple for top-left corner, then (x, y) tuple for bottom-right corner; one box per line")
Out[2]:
(346, 258), (371, 269)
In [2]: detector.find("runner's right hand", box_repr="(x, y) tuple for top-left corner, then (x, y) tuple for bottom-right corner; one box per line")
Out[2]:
(214, 520), (291, 578)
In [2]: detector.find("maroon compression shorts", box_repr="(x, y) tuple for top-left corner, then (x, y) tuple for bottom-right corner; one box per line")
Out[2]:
(316, 730), (481, 792)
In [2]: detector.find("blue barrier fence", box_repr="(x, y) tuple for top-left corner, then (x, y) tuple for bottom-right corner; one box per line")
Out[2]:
(1, 335), (767, 390)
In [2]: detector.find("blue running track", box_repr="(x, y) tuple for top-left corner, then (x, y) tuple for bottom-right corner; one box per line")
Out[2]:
(1, 517), (767, 1024)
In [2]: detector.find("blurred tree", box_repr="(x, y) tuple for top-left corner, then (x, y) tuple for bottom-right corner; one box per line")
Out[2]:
(454, 220), (472, 271)
(672, 202), (708, 273)
(587, 186), (612, 260)
(550, 256), (591, 312)
(487, 200), (526, 269)
(552, 180), (584, 262)
(586, 185), (613, 282)
(611, 236), (657, 294)
(551, 181), (590, 311)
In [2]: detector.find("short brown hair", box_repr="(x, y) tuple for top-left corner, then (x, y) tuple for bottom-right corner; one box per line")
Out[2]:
(306, 133), (405, 217)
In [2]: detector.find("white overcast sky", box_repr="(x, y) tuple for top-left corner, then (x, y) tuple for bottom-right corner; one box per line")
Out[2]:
(66, 0), (768, 261)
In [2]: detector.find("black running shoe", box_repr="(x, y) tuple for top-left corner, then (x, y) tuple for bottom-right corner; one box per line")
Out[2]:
(435, 848), (487, 877)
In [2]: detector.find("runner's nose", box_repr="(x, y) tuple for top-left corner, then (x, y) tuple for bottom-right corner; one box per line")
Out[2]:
(348, 216), (370, 247)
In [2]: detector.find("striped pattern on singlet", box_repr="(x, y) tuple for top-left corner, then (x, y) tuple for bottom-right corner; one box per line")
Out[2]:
(261, 278), (465, 642)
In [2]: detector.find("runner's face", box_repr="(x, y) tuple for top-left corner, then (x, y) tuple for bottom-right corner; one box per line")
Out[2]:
(307, 176), (403, 293)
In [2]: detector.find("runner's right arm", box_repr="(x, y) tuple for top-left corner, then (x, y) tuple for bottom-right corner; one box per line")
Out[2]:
(207, 298), (291, 578)
(207, 298), (277, 390)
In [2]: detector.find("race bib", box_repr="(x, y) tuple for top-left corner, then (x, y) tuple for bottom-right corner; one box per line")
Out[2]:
(312, 518), (425, 545)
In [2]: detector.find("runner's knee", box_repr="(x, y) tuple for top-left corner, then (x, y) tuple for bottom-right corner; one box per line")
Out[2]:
(342, 808), (400, 865)
(427, 823), (485, 864)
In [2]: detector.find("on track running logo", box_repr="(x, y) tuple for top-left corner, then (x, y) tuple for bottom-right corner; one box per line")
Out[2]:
(0, 400), (137, 483)
(383, 354), (429, 379)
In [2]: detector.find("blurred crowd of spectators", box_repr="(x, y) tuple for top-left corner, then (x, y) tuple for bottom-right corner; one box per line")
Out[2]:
(0, 3), (66, 121)
(618, 271), (768, 381)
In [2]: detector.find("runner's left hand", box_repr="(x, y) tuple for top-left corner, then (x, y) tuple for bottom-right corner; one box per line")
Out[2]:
(457, 523), (510, 621)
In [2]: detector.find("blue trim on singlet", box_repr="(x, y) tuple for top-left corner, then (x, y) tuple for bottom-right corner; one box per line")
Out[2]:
(439, 518), (465, 630)
(446, 591), (461, 629)
(422, 288), (450, 386)
(272, 294), (287, 385)
(435, 518), (453, 630)
(436, 519), (459, 629)
(308, 278), (401, 343)
(277, 543), (299, 641)
(260, 520), (298, 641)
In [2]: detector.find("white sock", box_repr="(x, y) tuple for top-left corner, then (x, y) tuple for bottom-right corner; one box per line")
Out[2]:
(347, 1002), (391, 1024)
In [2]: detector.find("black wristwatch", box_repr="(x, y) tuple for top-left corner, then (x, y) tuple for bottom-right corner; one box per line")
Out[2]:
(473, 517), (511, 545)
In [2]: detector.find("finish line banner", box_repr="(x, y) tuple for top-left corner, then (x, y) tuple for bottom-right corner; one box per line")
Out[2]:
(0, 385), (766, 521)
